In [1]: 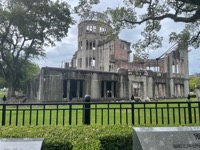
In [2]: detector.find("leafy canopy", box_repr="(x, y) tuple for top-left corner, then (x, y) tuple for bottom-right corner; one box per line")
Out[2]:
(0, 0), (74, 97)
(75, 0), (200, 58)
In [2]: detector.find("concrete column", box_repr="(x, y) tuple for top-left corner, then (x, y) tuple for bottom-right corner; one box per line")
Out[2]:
(170, 79), (174, 97)
(147, 77), (153, 98)
(104, 81), (107, 98)
(155, 84), (158, 97)
(163, 84), (166, 97)
(128, 79), (132, 99)
(38, 70), (44, 102)
(178, 59), (181, 74)
(180, 60), (184, 74)
(178, 84), (181, 97)
(77, 80), (80, 98)
(174, 59), (178, 73)
(91, 73), (100, 99)
(184, 79), (189, 97)
(111, 81), (114, 98)
(67, 80), (70, 98)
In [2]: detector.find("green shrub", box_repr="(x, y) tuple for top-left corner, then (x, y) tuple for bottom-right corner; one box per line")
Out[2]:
(100, 135), (132, 150)
(0, 125), (133, 150)
(42, 140), (73, 150)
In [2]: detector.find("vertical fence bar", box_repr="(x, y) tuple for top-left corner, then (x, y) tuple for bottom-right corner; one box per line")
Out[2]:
(69, 104), (72, 125)
(131, 103), (134, 125)
(101, 109), (103, 125)
(173, 108), (175, 124)
(107, 104), (110, 125)
(144, 103), (146, 124)
(2, 104), (6, 126)
(161, 108), (164, 124)
(56, 105), (59, 125)
(155, 103), (158, 124)
(126, 108), (128, 125)
(120, 104), (122, 124)
(178, 103), (181, 124)
(114, 109), (116, 125)
(29, 105), (32, 125)
(42, 105), (45, 125)
(9, 110), (12, 125)
(150, 108), (152, 124)
(138, 109), (140, 125)
(194, 108), (196, 123)
(36, 110), (39, 126)
(16, 105), (18, 126)
(22, 110), (25, 126)
(49, 110), (52, 125)
(63, 109), (65, 126)
(184, 108), (186, 124)
(167, 103), (170, 124)
(76, 109), (78, 125)
(95, 104), (97, 124)
(188, 102), (192, 123)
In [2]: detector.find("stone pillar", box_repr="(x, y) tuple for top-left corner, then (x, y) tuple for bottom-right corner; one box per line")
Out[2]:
(104, 81), (107, 98)
(147, 77), (153, 98)
(91, 73), (100, 99)
(178, 84), (181, 97)
(38, 70), (44, 102)
(170, 79), (174, 97)
(184, 79), (189, 97)
(77, 80), (80, 98)
(111, 81), (114, 98)
(67, 80), (70, 98)
(174, 59), (178, 73)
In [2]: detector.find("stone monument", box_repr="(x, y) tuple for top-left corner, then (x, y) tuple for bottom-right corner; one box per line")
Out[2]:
(133, 127), (200, 150)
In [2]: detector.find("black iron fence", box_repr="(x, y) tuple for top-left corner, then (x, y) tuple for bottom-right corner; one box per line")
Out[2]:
(1, 101), (200, 126)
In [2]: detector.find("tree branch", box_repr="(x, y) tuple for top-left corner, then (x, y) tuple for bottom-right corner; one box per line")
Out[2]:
(190, 31), (200, 43)
(178, 0), (200, 6)
(124, 9), (200, 24)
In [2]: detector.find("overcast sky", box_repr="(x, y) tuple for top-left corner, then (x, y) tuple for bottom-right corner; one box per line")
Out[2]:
(34, 0), (200, 75)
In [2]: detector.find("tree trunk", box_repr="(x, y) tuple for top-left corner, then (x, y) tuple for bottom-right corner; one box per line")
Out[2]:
(7, 81), (16, 99)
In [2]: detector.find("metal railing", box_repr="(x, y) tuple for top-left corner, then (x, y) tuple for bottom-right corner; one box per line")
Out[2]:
(1, 101), (200, 126)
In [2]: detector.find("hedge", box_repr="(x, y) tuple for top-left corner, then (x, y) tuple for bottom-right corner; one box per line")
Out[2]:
(0, 125), (133, 150)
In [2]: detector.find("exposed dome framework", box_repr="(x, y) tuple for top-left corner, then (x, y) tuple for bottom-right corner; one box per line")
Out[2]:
(79, 11), (111, 24)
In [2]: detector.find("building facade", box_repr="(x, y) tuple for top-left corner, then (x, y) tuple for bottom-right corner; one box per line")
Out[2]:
(27, 12), (189, 102)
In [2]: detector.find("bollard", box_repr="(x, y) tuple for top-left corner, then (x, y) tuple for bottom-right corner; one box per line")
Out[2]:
(83, 95), (91, 125)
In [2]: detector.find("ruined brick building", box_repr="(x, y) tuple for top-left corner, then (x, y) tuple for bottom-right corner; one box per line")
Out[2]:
(27, 12), (189, 102)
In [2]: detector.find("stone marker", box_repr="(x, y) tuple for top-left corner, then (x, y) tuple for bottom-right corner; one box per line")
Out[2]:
(0, 138), (44, 150)
(133, 127), (200, 150)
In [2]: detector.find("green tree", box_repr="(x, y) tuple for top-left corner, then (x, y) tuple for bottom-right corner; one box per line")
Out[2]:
(75, 0), (200, 57)
(0, 0), (74, 98)
(189, 76), (200, 92)
(16, 60), (40, 92)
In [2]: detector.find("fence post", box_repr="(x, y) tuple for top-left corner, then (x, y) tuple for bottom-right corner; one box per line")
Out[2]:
(2, 104), (6, 126)
(83, 95), (91, 125)
(187, 101), (192, 123)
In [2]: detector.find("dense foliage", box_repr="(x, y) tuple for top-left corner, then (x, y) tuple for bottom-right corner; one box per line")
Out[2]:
(0, 125), (132, 150)
(189, 76), (200, 92)
(0, 0), (74, 98)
